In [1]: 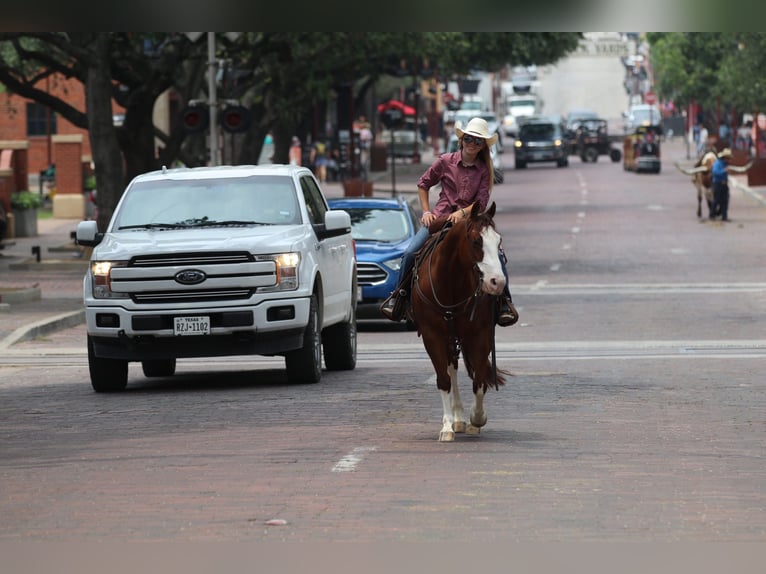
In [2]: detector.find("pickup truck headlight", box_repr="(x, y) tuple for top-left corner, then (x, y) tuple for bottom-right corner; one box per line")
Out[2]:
(259, 252), (300, 292)
(91, 261), (129, 299)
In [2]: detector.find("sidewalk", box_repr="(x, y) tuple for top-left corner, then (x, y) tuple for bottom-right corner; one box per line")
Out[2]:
(0, 153), (433, 348)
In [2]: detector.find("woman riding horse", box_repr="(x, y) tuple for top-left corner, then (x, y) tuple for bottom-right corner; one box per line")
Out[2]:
(381, 117), (518, 326)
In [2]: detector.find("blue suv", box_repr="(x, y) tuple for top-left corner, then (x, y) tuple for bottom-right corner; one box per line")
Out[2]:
(327, 196), (419, 324)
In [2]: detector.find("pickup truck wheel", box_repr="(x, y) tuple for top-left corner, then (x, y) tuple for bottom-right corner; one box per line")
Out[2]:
(142, 359), (176, 378)
(285, 295), (322, 384)
(88, 335), (128, 392)
(584, 147), (599, 163)
(323, 303), (357, 371)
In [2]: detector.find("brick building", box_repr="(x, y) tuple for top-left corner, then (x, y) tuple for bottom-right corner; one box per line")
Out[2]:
(0, 74), (126, 218)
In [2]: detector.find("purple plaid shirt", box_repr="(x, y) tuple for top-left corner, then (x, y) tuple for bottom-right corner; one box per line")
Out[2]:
(417, 151), (490, 216)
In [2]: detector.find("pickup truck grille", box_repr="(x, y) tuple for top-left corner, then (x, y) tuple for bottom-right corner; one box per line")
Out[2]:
(109, 251), (277, 304)
(357, 262), (388, 285)
(133, 288), (253, 303)
(130, 252), (253, 266)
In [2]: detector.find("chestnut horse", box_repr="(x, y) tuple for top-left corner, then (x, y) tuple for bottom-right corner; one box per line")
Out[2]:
(410, 202), (509, 442)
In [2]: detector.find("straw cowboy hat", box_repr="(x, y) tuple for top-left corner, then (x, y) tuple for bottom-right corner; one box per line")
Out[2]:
(455, 117), (498, 147)
(718, 147), (732, 158)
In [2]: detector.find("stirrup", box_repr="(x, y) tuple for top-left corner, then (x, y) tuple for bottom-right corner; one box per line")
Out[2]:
(380, 289), (408, 322)
(497, 297), (519, 327)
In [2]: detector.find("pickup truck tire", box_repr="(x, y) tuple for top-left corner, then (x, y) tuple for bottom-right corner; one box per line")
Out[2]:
(142, 359), (176, 378)
(88, 335), (128, 392)
(323, 302), (357, 371)
(285, 295), (322, 384)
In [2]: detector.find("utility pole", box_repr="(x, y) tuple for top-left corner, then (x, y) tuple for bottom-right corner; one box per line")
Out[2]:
(207, 32), (218, 166)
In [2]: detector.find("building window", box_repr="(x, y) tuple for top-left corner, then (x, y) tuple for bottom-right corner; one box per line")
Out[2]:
(26, 102), (57, 136)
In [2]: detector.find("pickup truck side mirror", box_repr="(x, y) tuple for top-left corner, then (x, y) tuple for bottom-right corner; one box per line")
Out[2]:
(76, 220), (104, 247)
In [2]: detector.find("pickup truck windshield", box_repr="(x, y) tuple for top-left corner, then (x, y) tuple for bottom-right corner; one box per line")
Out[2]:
(111, 175), (300, 230)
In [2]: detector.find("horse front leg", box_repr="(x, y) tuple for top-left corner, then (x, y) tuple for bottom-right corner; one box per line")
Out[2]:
(438, 365), (465, 441)
(467, 386), (487, 435)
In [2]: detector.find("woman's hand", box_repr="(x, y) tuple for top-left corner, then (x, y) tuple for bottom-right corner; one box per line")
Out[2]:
(421, 211), (436, 227)
(447, 207), (467, 224)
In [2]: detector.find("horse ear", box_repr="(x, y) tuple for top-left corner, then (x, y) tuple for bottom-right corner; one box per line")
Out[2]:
(485, 201), (496, 218)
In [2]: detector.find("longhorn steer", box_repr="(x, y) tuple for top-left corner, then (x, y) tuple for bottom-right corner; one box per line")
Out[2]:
(675, 151), (753, 218)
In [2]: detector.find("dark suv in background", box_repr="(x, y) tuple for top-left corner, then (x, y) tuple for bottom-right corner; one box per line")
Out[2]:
(514, 116), (569, 169)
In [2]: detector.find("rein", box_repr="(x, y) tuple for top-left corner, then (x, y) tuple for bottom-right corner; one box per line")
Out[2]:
(413, 221), (485, 320)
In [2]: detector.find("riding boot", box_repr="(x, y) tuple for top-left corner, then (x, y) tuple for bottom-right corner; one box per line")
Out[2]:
(380, 270), (413, 322)
(380, 288), (409, 322)
(496, 294), (519, 327)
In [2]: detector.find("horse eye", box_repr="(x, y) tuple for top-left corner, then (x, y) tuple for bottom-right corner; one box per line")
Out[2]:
(473, 238), (483, 249)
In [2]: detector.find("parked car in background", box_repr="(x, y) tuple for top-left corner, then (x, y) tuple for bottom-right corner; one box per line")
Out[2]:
(514, 115), (569, 169)
(447, 134), (504, 184)
(327, 196), (420, 328)
(380, 118), (427, 158)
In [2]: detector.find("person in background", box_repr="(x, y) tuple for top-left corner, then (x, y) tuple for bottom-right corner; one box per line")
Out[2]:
(310, 139), (328, 183)
(711, 147), (732, 221)
(289, 136), (302, 166)
(380, 117), (518, 327)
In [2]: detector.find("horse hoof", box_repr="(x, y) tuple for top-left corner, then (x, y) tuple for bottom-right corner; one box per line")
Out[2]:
(453, 421), (466, 433)
(466, 424), (481, 435)
(470, 415), (487, 428)
(439, 430), (455, 442)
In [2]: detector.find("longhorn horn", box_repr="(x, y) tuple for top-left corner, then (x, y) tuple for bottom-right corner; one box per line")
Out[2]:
(729, 160), (754, 173)
(674, 162), (709, 175)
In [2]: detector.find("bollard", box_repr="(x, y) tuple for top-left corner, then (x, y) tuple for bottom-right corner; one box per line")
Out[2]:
(31, 245), (41, 262)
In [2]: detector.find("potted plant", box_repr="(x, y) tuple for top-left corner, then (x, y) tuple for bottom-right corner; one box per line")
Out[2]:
(10, 190), (43, 237)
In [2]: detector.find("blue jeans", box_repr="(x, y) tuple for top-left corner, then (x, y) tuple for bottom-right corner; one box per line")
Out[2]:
(398, 227), (511, 298)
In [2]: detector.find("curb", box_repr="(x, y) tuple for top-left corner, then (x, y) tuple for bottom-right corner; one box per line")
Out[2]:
(0, 286), (42, 304)
(0, 308), (85, 349)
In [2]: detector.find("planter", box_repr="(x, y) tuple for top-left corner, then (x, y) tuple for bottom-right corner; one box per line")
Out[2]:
(342, 179), (373, 197)
(11, 208), (37, 237)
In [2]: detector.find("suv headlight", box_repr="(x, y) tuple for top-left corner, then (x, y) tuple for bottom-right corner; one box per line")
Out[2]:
(259, 252), (300, 292)
(382, 257), (402, 271)
(91, 261), (129, 299)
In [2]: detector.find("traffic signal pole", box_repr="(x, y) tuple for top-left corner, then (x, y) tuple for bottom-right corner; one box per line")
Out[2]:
(207, 32), (219, 166)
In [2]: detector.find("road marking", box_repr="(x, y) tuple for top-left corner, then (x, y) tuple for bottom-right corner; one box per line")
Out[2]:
(332, 446), (377, 473)
(512, 282), (766, 295)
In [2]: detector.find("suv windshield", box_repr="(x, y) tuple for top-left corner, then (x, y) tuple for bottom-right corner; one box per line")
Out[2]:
(111, 175), (301, 230)
(521, 123), (556, 139)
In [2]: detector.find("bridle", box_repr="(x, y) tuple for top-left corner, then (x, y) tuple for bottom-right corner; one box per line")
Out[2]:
(413, 219), (489, 322)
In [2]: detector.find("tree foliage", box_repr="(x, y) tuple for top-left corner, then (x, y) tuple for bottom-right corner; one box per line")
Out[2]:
(0, 32), (580, 227)
(647, 32), (766, 119)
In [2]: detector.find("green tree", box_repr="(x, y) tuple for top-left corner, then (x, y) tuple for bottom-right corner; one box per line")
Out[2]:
(647, 32), (766, 127)
(0, 32), (580, 228)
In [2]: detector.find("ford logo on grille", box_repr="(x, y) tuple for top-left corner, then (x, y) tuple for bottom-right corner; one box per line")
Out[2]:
(174, 269), (206, 285)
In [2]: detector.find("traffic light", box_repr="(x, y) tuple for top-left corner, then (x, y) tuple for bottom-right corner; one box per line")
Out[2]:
(179, 105), (209, 134)
(220, 105), (251, 133)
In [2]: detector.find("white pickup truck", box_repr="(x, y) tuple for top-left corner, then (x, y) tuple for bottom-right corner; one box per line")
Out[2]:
(76, 164), (357, 392)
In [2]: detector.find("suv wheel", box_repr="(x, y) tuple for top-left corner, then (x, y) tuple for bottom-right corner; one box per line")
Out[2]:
(286, 295), (322, 384)
(88, 335), (128, 392)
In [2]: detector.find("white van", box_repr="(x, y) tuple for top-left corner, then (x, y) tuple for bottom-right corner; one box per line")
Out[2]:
(624, 104), (662, 133)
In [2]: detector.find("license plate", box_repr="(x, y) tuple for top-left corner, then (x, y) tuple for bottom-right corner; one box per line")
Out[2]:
(356, 285), (363, 302)
(174, 316), (210, 336)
